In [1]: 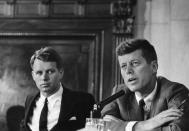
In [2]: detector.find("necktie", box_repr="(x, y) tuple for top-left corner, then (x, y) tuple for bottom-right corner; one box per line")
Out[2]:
(39, 98), (48, 131)
(139, 99), (145, 120)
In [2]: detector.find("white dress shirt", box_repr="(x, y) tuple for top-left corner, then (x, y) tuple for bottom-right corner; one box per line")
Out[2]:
(28, 84), (63, 131)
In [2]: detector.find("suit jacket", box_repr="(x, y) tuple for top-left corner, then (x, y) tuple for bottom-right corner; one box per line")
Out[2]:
(101, 76), (189, 131)
(21, 87), (95, 131)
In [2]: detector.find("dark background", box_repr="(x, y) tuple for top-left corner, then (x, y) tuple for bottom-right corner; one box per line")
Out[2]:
(0, 0), (116, 130)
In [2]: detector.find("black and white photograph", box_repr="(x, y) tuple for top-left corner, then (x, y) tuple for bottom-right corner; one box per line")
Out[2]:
(0, 0), (189, 131)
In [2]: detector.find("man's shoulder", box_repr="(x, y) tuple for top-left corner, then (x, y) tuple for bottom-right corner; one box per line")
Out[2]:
(64, 88), (95, 102)
(64, 88), (93, 97)
(157, 76), (189, 96)
(24, 91), (39, 108)
(26, 91), (39, 100)
(157, 76), (188, 89)
(73, 91), (94, 99)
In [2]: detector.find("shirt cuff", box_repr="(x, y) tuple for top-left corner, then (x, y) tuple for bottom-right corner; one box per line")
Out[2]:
(125, 121), (137, 131)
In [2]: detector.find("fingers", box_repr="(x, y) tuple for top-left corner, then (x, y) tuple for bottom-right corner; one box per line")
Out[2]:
(162, 116), (179, 122)
(160, 108), (183, 123)
(157, 108), (183, 122)
(147, 108), (183, 129)
(160, 108), (183, 117)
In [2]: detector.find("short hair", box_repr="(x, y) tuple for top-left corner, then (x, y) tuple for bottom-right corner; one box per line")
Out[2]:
(116, 39), (157, 63)
(30, 47), (63, 70)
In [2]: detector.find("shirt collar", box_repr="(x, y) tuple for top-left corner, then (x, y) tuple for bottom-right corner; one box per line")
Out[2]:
(48, 83), (63, 101)
(40, 83), (63, 105)
(135, 81), (157, 105)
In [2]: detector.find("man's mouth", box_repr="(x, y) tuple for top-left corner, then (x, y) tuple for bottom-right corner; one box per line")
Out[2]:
(41, 83), (50, 87)
(128, 78), (137, 82)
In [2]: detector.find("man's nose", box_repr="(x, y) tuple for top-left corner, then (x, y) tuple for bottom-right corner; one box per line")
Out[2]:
(126, 65), (134, 74)
(41, 73), (49, 81)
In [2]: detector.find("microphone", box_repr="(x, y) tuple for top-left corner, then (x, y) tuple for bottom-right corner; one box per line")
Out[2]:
(97, 90), (125, 108)
(90, 90), (125, 118)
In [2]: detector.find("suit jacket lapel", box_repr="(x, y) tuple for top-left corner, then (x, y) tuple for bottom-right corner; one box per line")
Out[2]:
(150, 79), (160, 117)
(149, 78), (166, 117)
(24, 92), (40, 128)
(55, 88), (75, 126)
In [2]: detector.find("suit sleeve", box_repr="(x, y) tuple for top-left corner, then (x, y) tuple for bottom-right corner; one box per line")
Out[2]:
(101, 86), (131, 131)
(101, 86), (122, 118)
(155, 84), (189, 131)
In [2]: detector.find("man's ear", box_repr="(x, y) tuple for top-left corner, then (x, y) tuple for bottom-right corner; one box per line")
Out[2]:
(59, 69), (64, 78)
(31, 71), (35, 80)
(151, 60), (158, 73)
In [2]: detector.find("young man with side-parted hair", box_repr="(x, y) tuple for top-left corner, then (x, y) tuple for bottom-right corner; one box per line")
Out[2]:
(102, 39), (189, 131)
(21, 47), (95, 131)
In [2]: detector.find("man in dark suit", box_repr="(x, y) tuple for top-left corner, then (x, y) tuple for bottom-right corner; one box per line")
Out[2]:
(101, 39), (189, 131)
(21, 47), (95, 131)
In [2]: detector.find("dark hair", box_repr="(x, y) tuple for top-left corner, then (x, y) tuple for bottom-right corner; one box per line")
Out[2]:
(30, 47), (63, 70)
(116, 39), (157, 63)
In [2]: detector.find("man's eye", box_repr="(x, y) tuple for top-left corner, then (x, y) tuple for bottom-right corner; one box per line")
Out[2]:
(132, 61), (140, 66)
(121, 65), (127, 70)
(47, 70), (54, 74)
(36, 71), (42, 75)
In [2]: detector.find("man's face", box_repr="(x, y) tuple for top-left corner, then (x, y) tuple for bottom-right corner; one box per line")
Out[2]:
(118, 49), (157, 93)
(32, 59), (63, 97)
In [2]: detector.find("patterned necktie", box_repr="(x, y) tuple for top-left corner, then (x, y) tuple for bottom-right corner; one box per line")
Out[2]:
(139, 99), (145, 120)
(39, 98), (48, 131)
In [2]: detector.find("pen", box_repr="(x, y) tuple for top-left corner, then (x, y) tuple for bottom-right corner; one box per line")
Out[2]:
(178, 99), (187, 109)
